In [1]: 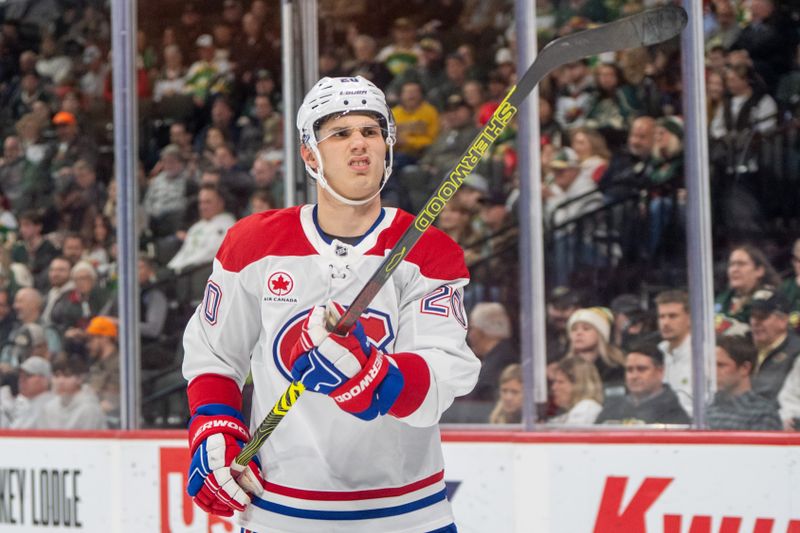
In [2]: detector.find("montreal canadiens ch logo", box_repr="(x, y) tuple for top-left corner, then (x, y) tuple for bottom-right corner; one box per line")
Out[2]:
(272, 307), (395, 381)
(268, 271), (294, 296)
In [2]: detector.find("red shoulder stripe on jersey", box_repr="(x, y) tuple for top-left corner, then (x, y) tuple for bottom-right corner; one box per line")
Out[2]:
(365, 210), (469, 281)
(187, 374), (242, 414)
(388, 352), (430, 419)
(215, 207), (317, 272)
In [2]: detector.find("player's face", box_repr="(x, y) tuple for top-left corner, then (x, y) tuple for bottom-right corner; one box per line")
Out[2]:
(306, 113), (387, 203)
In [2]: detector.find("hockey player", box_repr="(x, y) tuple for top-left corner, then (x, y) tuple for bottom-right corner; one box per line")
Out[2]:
(182, 75), (480, 532)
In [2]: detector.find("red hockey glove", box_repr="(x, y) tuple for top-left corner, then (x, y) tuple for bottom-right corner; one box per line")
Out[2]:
(186, 375), (265, 517)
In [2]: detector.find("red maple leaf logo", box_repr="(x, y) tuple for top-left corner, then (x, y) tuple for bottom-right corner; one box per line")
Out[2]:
(271, 275), (289, 292)
(268, 272), (294, 296)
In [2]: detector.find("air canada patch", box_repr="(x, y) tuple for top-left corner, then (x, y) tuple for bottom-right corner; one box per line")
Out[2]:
(266, 271), (297, 303)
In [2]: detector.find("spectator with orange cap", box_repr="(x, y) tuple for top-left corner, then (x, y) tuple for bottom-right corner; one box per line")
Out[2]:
(83, 315), (119, 418)
(46, 110), (97, 182)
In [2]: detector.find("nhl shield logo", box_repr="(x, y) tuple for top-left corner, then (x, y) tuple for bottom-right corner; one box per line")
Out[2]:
(268, 271), (294, 296)
(272, 307), (396, 381)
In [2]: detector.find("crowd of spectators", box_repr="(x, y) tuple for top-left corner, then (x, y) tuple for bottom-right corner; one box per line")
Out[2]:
(0, 0), (798, 430)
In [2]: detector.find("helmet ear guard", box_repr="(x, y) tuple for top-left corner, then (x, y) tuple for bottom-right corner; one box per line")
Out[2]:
(296, 76), (396, 206)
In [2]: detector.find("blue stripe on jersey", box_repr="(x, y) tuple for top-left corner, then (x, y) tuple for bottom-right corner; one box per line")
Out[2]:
(312, 205), (386, 246)
(240, 523), (455, 533)
(251, 487), (447, 520)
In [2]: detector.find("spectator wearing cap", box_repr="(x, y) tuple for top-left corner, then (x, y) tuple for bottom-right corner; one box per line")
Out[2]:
(11, 210), (60, 292)
(655, 290), (695, 416)
(543, 146), (603, 228)
(47, 110), (97, 181)
(398, 93), (479, 212)
(596, 342), (690, 425)
(345, 34), (392, 90)
(543, 146), (603, 286)
(749, 288), (800, 402)
(83, 315), (119, 416)
(183, 34), (222, 107)
(463, 302), (519, 404)
(144, 144), (193, 239)
(392, 80), (440, 164)
(494, 48), (515, 86)
(40, 354), (107, 430)
(645, 115), (685, 258)
(546, 286), (582, 367)
(9, 355), (53, 429)
(708, 334), (782, 430)
(565, 307), (626, 398)
(610, 293), (655, 352)
(376, 17), (422, 79)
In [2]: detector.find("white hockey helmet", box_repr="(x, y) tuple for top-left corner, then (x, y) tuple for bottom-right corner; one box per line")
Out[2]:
(296, 76), (396, 206)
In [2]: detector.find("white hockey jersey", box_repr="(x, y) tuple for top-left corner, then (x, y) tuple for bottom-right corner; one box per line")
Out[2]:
(183, 204), (480, 533)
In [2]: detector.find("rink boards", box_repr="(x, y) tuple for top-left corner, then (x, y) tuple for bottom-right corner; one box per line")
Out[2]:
(0, 430), (799, 532)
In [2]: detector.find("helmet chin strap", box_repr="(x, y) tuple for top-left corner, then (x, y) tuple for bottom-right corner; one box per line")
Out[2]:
(304, 142), (394, 208)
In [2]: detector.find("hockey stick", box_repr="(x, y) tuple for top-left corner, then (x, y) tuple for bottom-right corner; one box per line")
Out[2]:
(234, 4), (688, 469)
